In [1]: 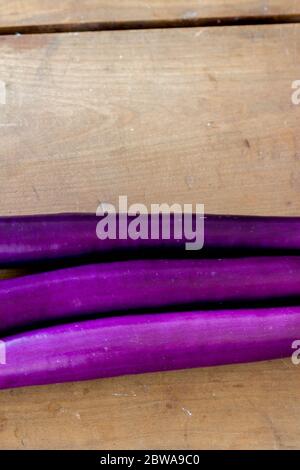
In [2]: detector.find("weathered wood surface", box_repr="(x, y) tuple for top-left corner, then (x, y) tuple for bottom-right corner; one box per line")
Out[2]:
(0, 360), (299, 450)
(0, 22), (300, 450)
(0, 24), (300, 216)
(0, 0), (299, 30)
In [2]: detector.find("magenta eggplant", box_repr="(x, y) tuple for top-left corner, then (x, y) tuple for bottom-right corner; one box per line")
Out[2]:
(0, 306), (299, 390)
(1, 257), (300, 333)
(0, 213), (300, 265)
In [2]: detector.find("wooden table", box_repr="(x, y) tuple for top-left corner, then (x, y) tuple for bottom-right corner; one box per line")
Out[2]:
(0, 1), (300, 450)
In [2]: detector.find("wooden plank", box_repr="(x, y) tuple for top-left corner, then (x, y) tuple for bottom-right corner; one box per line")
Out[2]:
(0, 0), (299, 30)
(0, 24), (300, 449)
(0, 360), (299, 450)
(0, 24), (299, 216)
(0, 269), (30, 280)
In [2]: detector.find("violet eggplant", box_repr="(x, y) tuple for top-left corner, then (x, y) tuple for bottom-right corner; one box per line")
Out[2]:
(1, 257), (300, 334)
(0, 306), (299, 390)
(0, 214), (300, 265)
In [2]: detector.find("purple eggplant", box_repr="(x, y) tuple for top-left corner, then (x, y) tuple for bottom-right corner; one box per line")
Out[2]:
(0, 306), (299, 390)
(1, 257), (300, 334)
(0, 214), (299, 265)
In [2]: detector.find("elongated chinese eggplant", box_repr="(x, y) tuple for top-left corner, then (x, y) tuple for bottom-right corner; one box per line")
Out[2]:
(1, 257), (300, 334)
(0, 213), (299, 265)
(0, 306), (299, 390)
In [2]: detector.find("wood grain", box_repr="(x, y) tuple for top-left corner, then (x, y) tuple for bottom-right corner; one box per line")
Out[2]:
(0, 24), (300, 216)
(0, 23), (300, 450)
(0, 0), (299, 30)
(0, 360), (299, 450)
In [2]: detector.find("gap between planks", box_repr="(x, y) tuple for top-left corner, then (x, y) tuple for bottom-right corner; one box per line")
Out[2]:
(1, 15), (300, 36)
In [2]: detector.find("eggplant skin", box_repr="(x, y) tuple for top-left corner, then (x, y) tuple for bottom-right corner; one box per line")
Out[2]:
(0, 306), (299, 390)
(1, 257), (300, 334)
(0, 214), (300, 265)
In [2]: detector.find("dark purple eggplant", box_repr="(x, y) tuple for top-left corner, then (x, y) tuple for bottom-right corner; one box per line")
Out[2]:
(0, 305), (299, 390)
(0, 213), (299, 265)
(0, 257), (300, 334)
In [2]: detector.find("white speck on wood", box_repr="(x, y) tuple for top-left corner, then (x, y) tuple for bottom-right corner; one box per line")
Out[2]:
(182, 407), (192, 417)
(112, 392), (137, 397)
(182, 11), (198, 20)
